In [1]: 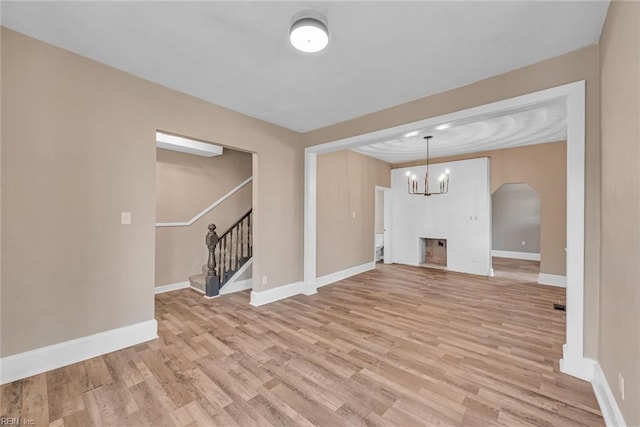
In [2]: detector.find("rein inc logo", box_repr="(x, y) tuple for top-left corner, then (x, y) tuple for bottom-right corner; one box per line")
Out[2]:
(0, 418), (35, 425)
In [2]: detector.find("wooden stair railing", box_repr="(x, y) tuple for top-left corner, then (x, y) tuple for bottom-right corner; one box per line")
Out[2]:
(204, 209), (253, 297)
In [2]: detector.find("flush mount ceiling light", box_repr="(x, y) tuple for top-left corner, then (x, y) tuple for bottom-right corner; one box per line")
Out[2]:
(289, 10), (329, 53)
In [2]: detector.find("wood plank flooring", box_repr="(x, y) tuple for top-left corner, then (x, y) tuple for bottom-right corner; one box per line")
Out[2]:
(492, 257), (540, 283)
(1, 264), (602, 426)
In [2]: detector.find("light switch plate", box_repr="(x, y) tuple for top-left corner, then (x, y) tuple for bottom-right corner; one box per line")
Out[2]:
(121, 212), (131, 225)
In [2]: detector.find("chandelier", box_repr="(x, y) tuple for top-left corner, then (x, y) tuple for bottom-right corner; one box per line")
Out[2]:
(406, 136), (450, 196)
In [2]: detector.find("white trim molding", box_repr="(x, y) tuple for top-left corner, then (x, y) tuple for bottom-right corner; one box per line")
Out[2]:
(0, 319), (157, 385)
(251, 261), (377, 306)
(491, 250), (541, 261)
(560, 344), (595, 381)
(154, 281), (189, 294)
(250, 281), (305, 307)
(592, 362), (627, 427)
(303, 152), (318, 291)
(316, 262), (376, 288)
(156, 131), (223, 157)
(220, 258), (253, 295)
(155, 176), (252, 227)
(190, 286), (205, 295)
(537, 273), (567, 287)
(220, 279), (252, 295)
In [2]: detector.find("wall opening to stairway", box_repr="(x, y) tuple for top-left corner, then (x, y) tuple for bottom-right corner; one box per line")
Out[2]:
(154, 131), (254, 297)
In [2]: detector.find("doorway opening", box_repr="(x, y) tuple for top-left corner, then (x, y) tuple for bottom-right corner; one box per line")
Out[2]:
(374, 186), (391, 265)
(305, 81), (589, 380)
(491, 183), (541, 283)
(154, 131), (254, 298)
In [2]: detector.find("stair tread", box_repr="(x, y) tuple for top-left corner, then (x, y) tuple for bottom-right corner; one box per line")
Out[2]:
(188, 274), (205, 292)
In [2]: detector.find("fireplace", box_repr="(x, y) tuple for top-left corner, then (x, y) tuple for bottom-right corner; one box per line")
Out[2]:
(420, 238), (447, 269)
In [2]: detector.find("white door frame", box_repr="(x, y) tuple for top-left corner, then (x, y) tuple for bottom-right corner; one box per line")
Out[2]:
(304, 80), (591, 381)
(374, 186), (392, 264)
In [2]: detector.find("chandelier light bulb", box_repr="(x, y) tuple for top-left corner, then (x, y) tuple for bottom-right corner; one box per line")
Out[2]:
(412, 174), (417, 181)
(445, 169), (450, 174)
(406, 171), (412, 177)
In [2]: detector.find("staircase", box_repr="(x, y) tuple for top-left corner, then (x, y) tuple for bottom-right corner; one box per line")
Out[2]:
(189, 209), (253, 297)
(187, 264), (212, 294)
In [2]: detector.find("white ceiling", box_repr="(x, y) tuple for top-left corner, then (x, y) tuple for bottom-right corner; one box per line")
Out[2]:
(352, 98), (567, 164)
(2, 1), (608, 132)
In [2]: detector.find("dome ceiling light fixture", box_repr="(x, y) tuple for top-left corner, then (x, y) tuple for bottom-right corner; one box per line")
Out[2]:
(289, 10), (329, 53)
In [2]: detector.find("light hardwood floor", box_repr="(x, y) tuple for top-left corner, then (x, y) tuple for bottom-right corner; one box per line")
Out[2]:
(1, 264), (602, 426)
(492, 257), (541, 283)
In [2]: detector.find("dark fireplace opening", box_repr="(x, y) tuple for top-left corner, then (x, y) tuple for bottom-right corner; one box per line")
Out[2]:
(420, 238), (447, 269)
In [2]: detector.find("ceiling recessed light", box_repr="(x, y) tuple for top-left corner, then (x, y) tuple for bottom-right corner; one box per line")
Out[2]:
(290, 11), (329, 53)
(436, 123), (451, 130)
(404, 131), (419, 137)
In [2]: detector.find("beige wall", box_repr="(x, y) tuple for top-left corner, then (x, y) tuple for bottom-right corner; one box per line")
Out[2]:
(396, 142), (567, 276)
(598, 1), (640, 425)
(155, 148), (252, 286)
(305, 46), (601, 357)
(1, 29), (302, 357)
(317, 150), (390, 277)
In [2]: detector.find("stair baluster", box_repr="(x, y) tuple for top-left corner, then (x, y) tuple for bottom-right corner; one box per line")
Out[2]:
(248, 213), (252, 258)
(203, 209), (253, 297)
(236, 224), (240, 270)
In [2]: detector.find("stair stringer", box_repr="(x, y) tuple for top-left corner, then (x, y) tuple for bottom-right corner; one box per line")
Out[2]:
(220, 258), (253, 295)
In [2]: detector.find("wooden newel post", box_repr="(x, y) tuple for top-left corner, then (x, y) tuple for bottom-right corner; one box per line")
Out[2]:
(205, 224), (220, 297)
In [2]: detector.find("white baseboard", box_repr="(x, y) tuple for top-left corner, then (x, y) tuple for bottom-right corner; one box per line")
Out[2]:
(0, 319), (157, 385)
(492, 250), (541, 261)
(249, 262), (376, 307)
(250, 281), (304, 307)
(560, 345), (595, 381)
(302, 282), (318, 296)
(190, 285), (205, 294)
(592, 361), (627, 427)
(220, 278), (252, 295)
(316, 261), (376, 288)
(154, 281), (189, 294)
(538, 273), (567, 287)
